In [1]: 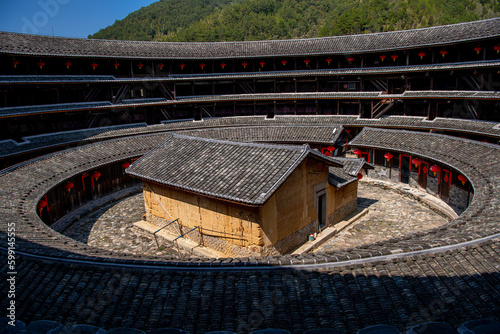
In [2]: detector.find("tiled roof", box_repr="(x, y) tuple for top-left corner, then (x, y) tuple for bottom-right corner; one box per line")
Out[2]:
(126, 134), (343, 205)
(330, 157), (373, 176)
(171, 91), (500, 104)
(0, 75), (117, 84)
(5, 245), (500, 333)
(1, 18), (500, 59)
(121, 97), (167, 104)
(177, 125), (345, 145)
(3, 91), (500, 119)
(163, 60), (500, 80)
(328, 166), (357, 188)
(1, 116), (498, 159)
(2, 59), (499, 85)
(1, 123), (499, 265)
(162, 115), (500, 138)
(0, 123), (148, 158)
(1, 117), (500, 334)
(0, 101), (112, 117)
(349, 127), (500, 240)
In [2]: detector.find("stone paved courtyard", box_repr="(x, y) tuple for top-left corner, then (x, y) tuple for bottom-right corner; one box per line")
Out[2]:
(61, 181), (451, 258)
(315, 181), (450, 252)
(61, 191), (181, 257)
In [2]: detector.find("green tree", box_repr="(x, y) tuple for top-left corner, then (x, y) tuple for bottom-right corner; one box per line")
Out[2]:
(89, 0), (500, 42)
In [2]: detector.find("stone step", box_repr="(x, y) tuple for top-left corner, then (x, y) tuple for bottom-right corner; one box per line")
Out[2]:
(293, 207), (369, 254)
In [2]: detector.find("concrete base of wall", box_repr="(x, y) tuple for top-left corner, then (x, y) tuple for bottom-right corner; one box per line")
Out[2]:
(327, 198), (358, 227)
(265, 219), (319, 256)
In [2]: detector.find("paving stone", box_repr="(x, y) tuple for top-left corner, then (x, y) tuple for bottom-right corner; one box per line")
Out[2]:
(317, 182), (449, 252)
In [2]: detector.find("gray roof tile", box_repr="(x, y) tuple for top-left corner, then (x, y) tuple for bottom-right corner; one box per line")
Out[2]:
(125, 134), (343, 205)
(328, 166), (357, 188)
(1, 19), (500, 59)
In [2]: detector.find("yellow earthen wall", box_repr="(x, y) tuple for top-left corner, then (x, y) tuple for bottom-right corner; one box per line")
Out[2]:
(260, 158), (333, 246)
(143, 182), (263, 248)
(330, 180), (358, 211)
(142, 160), (358, 253)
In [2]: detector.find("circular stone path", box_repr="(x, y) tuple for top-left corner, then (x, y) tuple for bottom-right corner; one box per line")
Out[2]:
(61, 181), (451, 258)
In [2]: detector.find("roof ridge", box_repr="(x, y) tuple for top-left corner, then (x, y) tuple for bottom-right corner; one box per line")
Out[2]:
(2, 18), (499, 44)
(2, 18), (500, 58)
(172, 133), (308, 151)
(351, 127), (500, 149)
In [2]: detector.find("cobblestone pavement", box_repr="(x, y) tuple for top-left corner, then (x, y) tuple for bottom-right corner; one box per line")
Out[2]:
(63, 193), (180, 257)
(61, 181), (450, 257)
(316, 181), (450, 252)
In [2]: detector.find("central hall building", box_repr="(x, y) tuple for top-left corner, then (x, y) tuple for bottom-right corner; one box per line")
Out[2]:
(126, 134), (369, 257)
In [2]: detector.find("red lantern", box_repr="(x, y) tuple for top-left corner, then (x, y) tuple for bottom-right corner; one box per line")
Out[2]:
(38, 61), (45, 70)
(37, 199), (47, 215)
(179, 63), (186, 70)
(91, 171), (101, 181)
(430, 165), (441, 176)
(242, 62), (248, 68)
(458, 174), (467, 186)
(323, 146), (336, 156)
(391, 54), (398, 62)
(220, 62), (226, 69)
(412, 158), (422, 168)
(137, 63), (144, 69)
(384, 152), (393, 162)
(65, 61), (72, 70)
(494, 45), (500, 54)
(122, 162), (131, 169)
(347, 57), (354, 63)
(12, 60), (19, 69)
(353, 149), (362, 157)
(474, 46), (483, 55)
(357, 173), (363, 180)
(326, 58), (332, 65)
(418, 52), (426, 60)
(440, 50), (448, 58)
(304, 59), (310, 66)
(158, 63), (165, 70)
(64, 182), (74, 192)
(281, 60), (287, 66)
(379, 55), (386, 62)
(259, 61), (265, 68)
(113, 62), (120, 70)
(90, 62), (98, 70)
(199, 63), (205, 70)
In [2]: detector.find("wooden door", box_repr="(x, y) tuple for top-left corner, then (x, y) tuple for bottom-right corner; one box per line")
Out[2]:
(440, 169), (451, 200)
(400, 154), (410, 184)
(418, 161), (429, 189)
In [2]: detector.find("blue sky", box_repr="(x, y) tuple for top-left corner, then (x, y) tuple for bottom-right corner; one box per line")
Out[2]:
(0, 0), (159, 38)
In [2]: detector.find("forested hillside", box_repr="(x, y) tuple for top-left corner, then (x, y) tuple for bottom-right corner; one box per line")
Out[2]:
(89, 0), (237, 41)
(89, 0), (500, 42)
